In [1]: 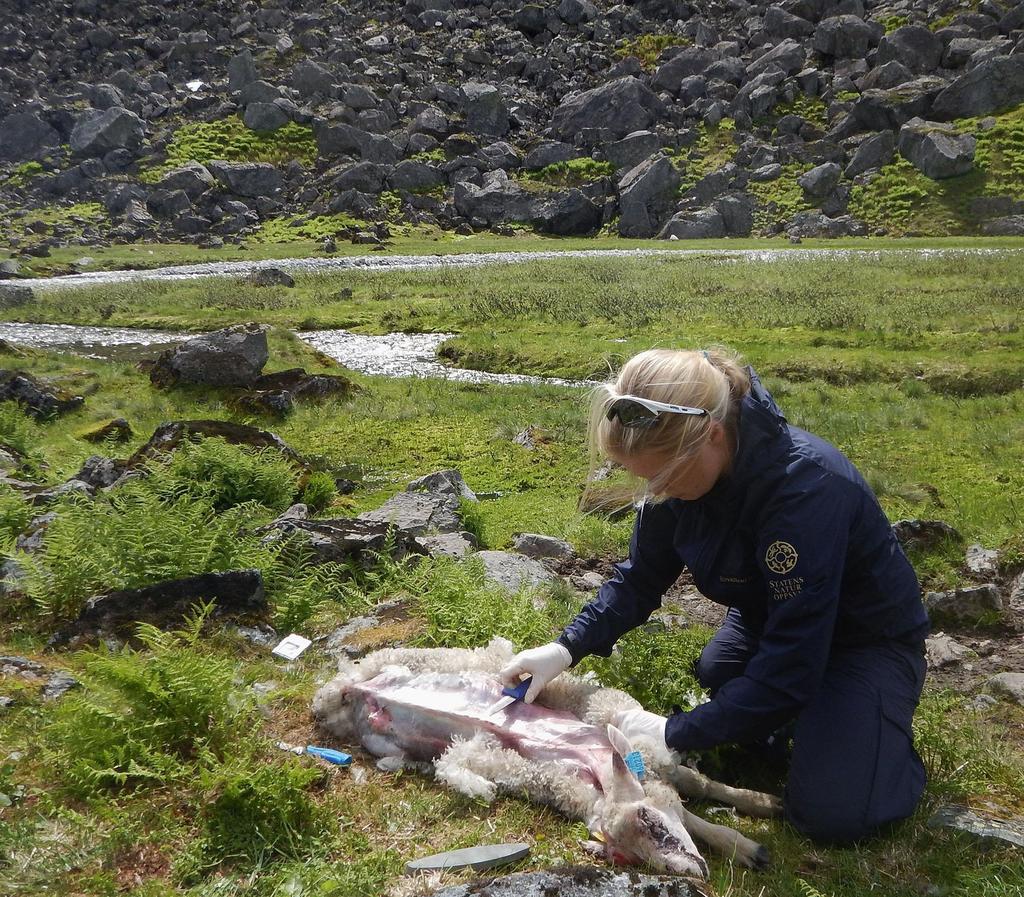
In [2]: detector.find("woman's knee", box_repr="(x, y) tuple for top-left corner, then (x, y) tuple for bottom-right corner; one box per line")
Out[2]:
(784, 796), (877, 844)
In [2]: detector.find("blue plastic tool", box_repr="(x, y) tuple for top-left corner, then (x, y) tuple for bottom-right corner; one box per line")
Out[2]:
(305, 746), (352, 765)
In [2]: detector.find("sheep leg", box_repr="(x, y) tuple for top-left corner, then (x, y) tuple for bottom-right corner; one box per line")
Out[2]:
(680, 807), (771, 870)
(668, 764), (782, 818)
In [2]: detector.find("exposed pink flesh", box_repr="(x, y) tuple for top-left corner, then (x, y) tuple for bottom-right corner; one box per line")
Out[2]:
(349, 668), (614, 787)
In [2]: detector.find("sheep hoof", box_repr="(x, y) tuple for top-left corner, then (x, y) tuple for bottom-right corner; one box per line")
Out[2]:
(752, 845), (771, 871)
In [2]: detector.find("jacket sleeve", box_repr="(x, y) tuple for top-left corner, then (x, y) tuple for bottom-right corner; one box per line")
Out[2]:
(665, 466), (855, 752)
(557, 501), (684, 664)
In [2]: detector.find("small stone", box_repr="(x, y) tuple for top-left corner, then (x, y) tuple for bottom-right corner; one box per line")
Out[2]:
(41, 672), (79, 700)
(923, 584), (1003, 625)
(416, 531), (478, 559)
(513, 533), (574, 562)
(986, 672), (1024, 705)
(928, 804), (1024, 849)
(475, 551), (557, 593)
(925, 634), (974, 670)
(406, 469), (477, 501)
(965, 544), (999, 578)
(249, 267), (295, 288)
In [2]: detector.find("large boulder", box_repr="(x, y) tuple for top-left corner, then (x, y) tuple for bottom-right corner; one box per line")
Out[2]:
(932, 55), (1024, 121)
(764, 5), (815, 39)
(898, 119), (976, 179)
(981, 216), (1024, 236)
(453, 171), (539, 225)
(534, 189), (602, 235)
(0, 370), (84, 419)
(149, 324), (269, 388)
(242, 102), (289, 132)
(747, 39), (806, 78)
(0, 111), (61, 161)
(291, 59), (336, 99)
(785, 211), (867, 238)
(207, 161), (283, 197)
(0, 283), (34, 308)
(475, 551), (557, 593)
(617, 154), (681, 238)
(844, 130), (895, 178)
(314, 121), (400, 164)
(812, 15), (877, 58)
(876, 25), (943, 74)
(798, 162), (841, 197)
(652, 48), (717, 94)
(658, 208), (726, 239)
(69, 107), (145, 157)
(359, 491), (462, 535)
(461, 83), (509, 137)
(603, 130), (661, 173)
(156, 162), (216, 199)
(388, 160), (445, 192)
(550, 77), (664, 144)
(852, 77), (947, 131)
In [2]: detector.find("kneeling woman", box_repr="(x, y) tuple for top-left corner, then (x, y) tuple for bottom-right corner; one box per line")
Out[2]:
(502, 348), (930, 843)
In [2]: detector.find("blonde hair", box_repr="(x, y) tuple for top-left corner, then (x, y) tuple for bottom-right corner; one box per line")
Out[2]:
(586, 347), (751, 500)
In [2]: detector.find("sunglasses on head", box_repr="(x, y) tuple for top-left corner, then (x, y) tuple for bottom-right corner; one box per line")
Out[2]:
(606, 395), (709, 429)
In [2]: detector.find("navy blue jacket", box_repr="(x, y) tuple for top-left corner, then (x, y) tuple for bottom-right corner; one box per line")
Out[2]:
(558, 369), (929, 752)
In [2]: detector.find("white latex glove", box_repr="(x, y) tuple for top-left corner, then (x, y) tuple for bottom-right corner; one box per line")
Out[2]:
(499, 642), (572, 703)
(612, 708), (669, 746)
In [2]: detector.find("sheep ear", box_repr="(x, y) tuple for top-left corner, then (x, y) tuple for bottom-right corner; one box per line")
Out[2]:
(607, 749), (646, 802)
(606, 724), (634, 759)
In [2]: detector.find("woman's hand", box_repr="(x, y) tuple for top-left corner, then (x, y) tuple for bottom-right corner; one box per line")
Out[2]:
(499, 642), (572, 703)
(612, 708), (669, 746)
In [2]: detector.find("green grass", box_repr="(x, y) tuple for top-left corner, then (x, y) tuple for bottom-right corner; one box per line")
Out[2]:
(615, 33), (691, 68)
(521, 158), (615, 188)
(0, 250), (1022, 896)
(674, 119), (738, 195)
(140, 116), (318, 183)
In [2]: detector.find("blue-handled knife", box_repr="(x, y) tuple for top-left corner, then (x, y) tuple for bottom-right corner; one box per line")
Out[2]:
(484, 677), (533, 718)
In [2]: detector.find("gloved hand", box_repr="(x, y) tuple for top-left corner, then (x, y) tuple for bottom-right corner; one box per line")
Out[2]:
(499, 642), (572, 703)
(612, 708), (669, 746)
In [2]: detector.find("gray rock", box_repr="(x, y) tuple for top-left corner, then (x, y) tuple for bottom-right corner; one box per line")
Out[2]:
(69, 107), (145, 157)
(407, 469), (477, 501)
(618, 155), (681, 238)
(785, 211), (867, 238)
(603, 131), (661, 173)
(534, 190), (602, 236)
(157, 162), (215, 199)
(876, 25), (943, 74)
(764, 5), (815, 39)
(715, 193), (754, 236)
(981, 215), (1024, 236)
(454, 171), (538, 225)
(0, 283), (34, 309)
(291, 60), (336, 99)
(360, 491), (462, 535)
(523, 140), (578, 170)
(932, 55), (1024, 120)
(475, 551), (557, 593)
(243, 102), (289, 132)
(653, 48), (717, 94)
(340, 83), (379, 111)
(249, 267), (295, 288)
(228, 50), (258, 92)
(0, 111), (60, 161)
(332, 161), (388, 193)
(844, 131), (895, 178)
(49, 570), (268, 648)
(746, 38), (805, 78)
(812, 16), (876, 58)
(892, 518), (961, 551)
(987, 672), (1024, 705)
(260, 516), (425, 567)
(898, 119), (975, 179)
(409, 106), (450, 139)
(557, 0), (597, 25)
(750, 163), (783, 181)
(416, 531), (478, 559)
(858, 60), (914, 92)
(389, 160), (445, 192)
(852, 77), (948, 131)
(550, 77), (664, 144)
(929, 805), (1024, 849)
(659, 208), (726, 239)
(924, 584), (1003, 625)
(0, 370), (83, 419)
(514, 5), (550, 36)
(41, 672), (79, 700)
(925, 634), (974, 670)
(314, 122), (400, 164)
(798, 162), (841, 197)
(513, 533), (574, 562)
(149, 323), (269, 388)
(942, 37), (999, 70)
(965, 544), (1000, 578)
(0, 261), (20, 279)
(207, 160), (283, 197)
(432, 867), (701, 897)
(239, 80), (283, 106)
(462, 83), (509, 137)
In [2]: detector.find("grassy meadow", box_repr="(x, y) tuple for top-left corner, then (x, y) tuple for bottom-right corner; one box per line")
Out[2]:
(0, 249), (1023, 896)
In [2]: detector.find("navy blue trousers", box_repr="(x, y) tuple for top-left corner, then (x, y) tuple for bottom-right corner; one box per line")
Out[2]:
(694, 608), (927, 843)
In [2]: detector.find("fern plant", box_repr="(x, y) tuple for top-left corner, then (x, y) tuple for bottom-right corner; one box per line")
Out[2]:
(43, 605), (256, 796)
(21, 487), (279, 622)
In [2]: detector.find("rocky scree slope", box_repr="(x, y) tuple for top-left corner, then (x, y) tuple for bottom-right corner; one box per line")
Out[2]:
(1, 0), (1023, 258)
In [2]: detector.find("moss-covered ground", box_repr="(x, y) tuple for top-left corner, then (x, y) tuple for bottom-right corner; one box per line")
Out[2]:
(0, 251), (1022, 896)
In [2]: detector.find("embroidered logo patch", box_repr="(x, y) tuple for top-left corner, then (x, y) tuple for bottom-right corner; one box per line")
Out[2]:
(765, 540), (799, 574)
